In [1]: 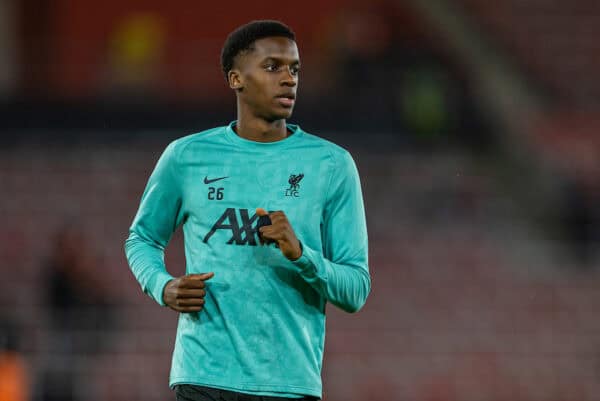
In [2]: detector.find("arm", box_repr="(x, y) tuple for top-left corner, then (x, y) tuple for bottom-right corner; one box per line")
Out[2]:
(258, 151), (371, 313)
(124, 142), (183, 306)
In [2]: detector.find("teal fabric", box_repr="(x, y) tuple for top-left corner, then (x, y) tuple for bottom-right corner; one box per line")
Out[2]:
(125, 122), (370, 398)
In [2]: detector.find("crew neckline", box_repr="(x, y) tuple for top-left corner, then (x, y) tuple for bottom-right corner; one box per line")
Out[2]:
(225, 121), (303, 149)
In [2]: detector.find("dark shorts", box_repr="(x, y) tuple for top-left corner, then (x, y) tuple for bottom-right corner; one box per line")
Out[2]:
(174, 384), (320, 401)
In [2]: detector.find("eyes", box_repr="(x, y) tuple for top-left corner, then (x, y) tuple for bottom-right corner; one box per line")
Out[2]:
(264, 63), (300, 76)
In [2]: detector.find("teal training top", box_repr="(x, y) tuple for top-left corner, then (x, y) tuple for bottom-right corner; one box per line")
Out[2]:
(124, 122), (371, 398)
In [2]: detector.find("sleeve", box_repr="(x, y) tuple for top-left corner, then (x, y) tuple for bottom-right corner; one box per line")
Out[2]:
(124, 142), (185, 306)
(291, 150), (371, 313)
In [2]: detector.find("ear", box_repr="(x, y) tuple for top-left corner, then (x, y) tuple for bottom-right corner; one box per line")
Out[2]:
(228, 70), (243, 91)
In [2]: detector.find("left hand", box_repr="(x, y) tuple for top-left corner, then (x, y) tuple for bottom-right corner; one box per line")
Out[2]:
(256, 208), (302, 261)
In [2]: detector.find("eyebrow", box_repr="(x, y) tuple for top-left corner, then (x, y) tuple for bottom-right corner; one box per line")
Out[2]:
(261, 56), (300, 65)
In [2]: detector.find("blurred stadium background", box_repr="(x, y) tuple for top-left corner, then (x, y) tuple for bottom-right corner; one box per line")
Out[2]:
(1, 0), (600, 400)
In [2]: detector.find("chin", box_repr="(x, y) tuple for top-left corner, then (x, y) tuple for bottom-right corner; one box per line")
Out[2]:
(279, 107), (294, 119)
(266, 110), (293, 121)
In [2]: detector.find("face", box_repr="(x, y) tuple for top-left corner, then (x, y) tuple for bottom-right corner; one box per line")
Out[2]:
(229, 37), (300, 121)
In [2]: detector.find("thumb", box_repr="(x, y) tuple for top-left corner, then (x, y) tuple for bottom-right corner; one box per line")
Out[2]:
(256, 208), (269, 217)
(187, 272), (215, 281)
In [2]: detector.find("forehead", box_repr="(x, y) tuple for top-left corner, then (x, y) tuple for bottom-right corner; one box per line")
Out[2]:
(245, 37), (299, 62)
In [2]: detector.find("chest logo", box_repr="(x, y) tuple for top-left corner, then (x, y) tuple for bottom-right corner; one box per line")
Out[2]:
(285, 173), (304, 197)
(204, 176), (229, 184)
(203, 208), (259, 245)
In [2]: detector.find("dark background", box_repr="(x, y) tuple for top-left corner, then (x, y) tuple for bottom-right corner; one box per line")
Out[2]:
(1, 0), (600, 400)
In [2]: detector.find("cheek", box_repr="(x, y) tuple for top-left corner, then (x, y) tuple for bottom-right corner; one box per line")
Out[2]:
(247, 77), (275, 103)
(245, 75), (265, 94)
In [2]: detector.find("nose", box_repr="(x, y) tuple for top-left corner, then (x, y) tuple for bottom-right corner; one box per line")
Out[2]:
(280, 67), (297, 87)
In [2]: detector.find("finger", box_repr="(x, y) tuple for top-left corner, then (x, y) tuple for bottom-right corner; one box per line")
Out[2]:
(187, 272), (215, 281)
(259, 226), (277, 238)
(176, 298), (205, 307)
(269, 214), (287, 224)
(181, 273), (214, 288)
(178, 306), (204, 313)
(260, 224), (284, 234)
(176, 289), (206, 298)
(256, 208), (269, 216)
(260, 227), (284, 242)
(258, 228), (276, 244)
(179, 279), (205, 289)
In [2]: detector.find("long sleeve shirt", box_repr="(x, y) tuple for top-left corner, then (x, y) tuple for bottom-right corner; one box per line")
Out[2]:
(124, 122), (370, 398)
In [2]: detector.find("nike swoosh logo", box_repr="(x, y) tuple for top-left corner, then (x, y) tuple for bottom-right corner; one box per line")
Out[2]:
(204, 176), (229, 184)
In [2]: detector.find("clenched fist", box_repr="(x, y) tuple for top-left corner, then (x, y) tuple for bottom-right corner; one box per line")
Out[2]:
(163, 272), (214, 313)
(256, 208), (302, 261)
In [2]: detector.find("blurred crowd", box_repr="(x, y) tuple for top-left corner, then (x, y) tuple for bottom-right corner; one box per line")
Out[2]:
(1, 0), (600, 400)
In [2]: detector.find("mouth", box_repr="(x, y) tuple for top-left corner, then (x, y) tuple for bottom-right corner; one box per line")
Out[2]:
(275, 93), (296, 108)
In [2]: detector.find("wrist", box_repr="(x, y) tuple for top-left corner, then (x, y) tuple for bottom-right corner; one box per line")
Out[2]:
(288, 240), (303, 261)
(162, 279), (174, 306)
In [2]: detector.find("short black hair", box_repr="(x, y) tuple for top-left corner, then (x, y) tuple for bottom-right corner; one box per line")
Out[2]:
(221, 20), (296, 81)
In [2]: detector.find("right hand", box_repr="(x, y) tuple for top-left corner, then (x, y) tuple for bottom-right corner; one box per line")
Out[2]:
(162, 272), (214, 313)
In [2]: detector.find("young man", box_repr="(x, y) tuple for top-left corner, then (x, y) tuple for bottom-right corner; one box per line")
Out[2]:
(125, 20), (370, 401)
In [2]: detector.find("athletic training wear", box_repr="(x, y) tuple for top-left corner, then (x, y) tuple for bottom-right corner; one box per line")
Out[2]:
(125, 122), (370, 398)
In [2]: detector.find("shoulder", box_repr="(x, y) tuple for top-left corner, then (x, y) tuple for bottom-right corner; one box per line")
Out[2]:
(297, 130), (360, 197)
(169, 126), (227, 153)
(298, 129), (355, 166)
(160, 125), (229, 163)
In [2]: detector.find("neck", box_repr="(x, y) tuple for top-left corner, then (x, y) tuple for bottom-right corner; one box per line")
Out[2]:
(235, 104), (289, 142)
